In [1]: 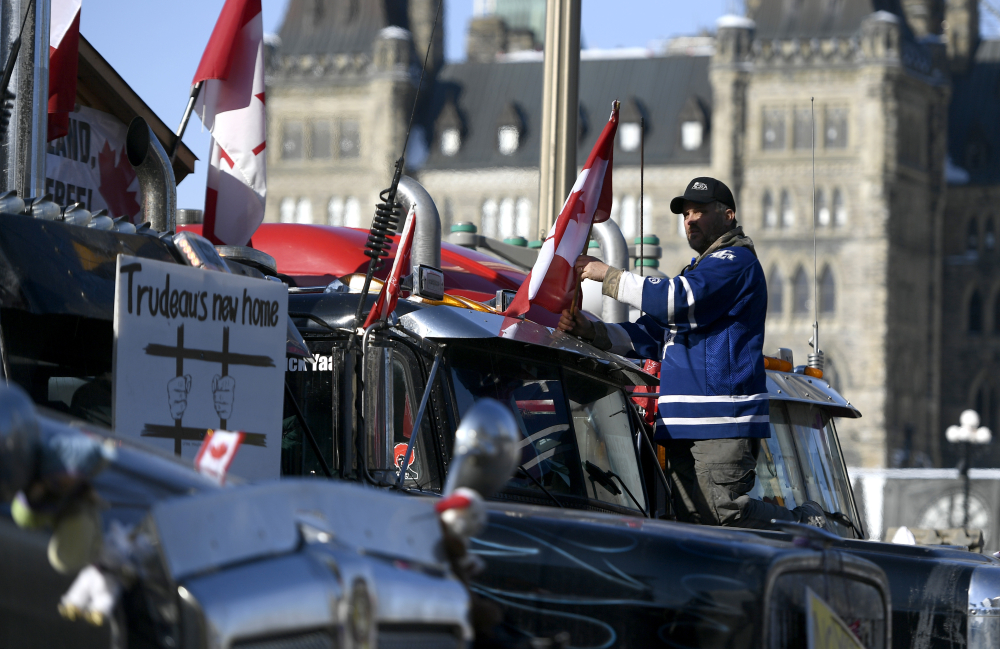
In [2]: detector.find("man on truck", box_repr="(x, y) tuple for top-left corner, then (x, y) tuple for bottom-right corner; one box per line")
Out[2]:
(559, 177), (827, 529)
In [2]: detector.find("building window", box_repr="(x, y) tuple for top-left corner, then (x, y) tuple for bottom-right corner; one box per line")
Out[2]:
(975, 383), (995, 430)
(344, 196), (361, 228)
(817, 189), (830, 226)
(681, 121), (703, 151)
(780, 189), (795, 228)
(515, 198), (532, 237)
(969, 290), (983, 333)
(994, 293), (1000, 334)
(763, 190), (777, 229)
(441, 128), (461, 156)
(310, 121), (332, 159)
(824, 107), (848, 148)
(281, 122), (303, 160)
(986, 219), (996, 251)
(819, 265), (835, 314)
(763, 108), (786, 150)
(792, 265), (810, 314)
(833, 188), (847, 226)
(279, 197), (296, 223)
(340, 120), (360, 158)
(296, 198), (313, 224)
(619, 122), (641, 152)
(968, 218), (979, 252)
(328, 196), (344, 226)
(499, 198), (515, 239)
(620, 195), (637, 239)
(481, 199), (498, 237)
(793, 107), (812, 150)
(768, 265), (784, 314)
(498, 126), (519, 155)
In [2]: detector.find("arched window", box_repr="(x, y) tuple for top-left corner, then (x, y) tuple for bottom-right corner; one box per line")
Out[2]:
(767, 265), (784, 314)
(974, 382), (994, 430)
(817, 189), (830, 226)
(763, 190), (777, 229)
(499, 198), (515, 239)
(968, 218), (979, 252)
(621, 195), (637, 239)
(481, 199), (498, 238)
(295, 198), (313, 224)
(781, 189), (795, 228)
(792, 265), (810, 314)
(994, 294), (1000, 334)
(833, 188), (847, 227)
(328, 197), (344, 226)
(279, 197), (295, 223)
(969, 290), (983, 333)
(515, 198), (532, 237)
(819, 265), (835, 314)
(986, 219), (996, 251)
(344, 197), (361, 228)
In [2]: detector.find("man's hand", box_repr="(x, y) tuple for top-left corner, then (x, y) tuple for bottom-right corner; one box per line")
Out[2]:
(575, 255), (610, 283)
(557, 309), (596, 340)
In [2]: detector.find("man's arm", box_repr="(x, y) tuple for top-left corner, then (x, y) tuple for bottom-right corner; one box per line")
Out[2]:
(558, 310), (663, 357)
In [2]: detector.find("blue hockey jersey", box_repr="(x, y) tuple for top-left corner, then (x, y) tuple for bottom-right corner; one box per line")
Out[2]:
(604, 238), (769, 440)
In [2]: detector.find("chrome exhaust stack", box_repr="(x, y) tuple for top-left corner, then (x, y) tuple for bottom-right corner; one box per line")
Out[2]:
(592, 219), (629, 323)
(126, 116), (176, 233)
(396, 175), (444, 299)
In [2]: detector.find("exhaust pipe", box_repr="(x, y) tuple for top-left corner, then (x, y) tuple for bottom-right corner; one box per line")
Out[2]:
(592, 219), (629, 323)
(126, 116), (177, 233)
(396, 175), (441, 271)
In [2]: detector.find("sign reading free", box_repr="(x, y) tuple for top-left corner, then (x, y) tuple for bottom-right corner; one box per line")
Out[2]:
(113, 256), (287, 480)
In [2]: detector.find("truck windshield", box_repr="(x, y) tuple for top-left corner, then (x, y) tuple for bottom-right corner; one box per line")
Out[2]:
(752, 401), (860, 538)
(448, 348), (646, 514)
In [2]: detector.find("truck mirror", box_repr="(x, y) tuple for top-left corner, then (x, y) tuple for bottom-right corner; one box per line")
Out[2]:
(443, 398), (519, 499)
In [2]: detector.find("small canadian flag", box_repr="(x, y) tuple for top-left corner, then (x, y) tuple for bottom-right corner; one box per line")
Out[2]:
(194, 430), (245, 485)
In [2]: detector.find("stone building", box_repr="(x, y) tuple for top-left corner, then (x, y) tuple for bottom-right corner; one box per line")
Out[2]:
(264, 0), (1000, 469)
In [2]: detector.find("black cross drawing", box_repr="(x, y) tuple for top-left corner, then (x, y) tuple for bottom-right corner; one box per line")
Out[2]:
(141, 324), (274, 455)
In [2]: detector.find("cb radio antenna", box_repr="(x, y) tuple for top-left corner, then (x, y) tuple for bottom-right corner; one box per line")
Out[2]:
(809, 97), (824, 372)
(352, 0), (444, 330)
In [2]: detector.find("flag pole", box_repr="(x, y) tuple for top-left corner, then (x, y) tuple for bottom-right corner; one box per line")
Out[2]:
(639, 116), (644, 278)
(170, 80), (204, 164)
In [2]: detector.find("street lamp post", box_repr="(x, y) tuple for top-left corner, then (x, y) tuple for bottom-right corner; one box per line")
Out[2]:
(945, 409), (992, 529)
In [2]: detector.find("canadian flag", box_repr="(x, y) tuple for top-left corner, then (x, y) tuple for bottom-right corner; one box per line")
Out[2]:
(194, 430), (245, 485)
(193, 0), (267, 246)
(363, 206), (416, 329)
(504, 102), (618, 319)
(48, 0), (81, 141)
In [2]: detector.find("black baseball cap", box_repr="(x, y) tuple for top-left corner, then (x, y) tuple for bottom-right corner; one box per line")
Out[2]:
(669, 177), (736, 214)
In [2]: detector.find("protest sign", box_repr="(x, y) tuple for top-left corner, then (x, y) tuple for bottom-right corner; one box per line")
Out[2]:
(113, 256), (286, 479)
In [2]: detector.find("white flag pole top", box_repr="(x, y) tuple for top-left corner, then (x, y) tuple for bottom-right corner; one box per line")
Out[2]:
(363, 205), (417, 329)
(48, 0), (82, 141)
(504, 101), (619, 319)
(193, 0), (267, 246)
(194, 430), (246, 485)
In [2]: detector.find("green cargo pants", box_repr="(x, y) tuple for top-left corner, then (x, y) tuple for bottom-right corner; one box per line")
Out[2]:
(665, 438), (796, 528)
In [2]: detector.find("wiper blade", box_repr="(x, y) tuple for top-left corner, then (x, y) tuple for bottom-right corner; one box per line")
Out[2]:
(585, 461), (648, 518)
(515, 465), (564, 508)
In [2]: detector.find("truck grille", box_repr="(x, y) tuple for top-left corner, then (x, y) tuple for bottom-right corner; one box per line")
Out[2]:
(764, 551), (890, 649)
(377, 624), (461, 649)
(232, 630), (337, 649)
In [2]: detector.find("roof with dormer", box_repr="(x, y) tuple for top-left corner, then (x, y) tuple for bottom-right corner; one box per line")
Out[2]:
(419, 55), (713, 171)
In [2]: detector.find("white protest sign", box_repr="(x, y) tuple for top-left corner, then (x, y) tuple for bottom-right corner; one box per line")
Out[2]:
(46, 106), (142, 219)
(112, 256), (287, 479)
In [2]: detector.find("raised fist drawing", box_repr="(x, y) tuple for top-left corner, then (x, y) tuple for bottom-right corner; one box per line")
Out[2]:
(167, 375), (192, 420)
(212, 375), (236, 420)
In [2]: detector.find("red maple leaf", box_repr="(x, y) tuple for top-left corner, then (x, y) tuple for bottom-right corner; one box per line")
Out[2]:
(97, 141), (141, 219)
(210, 442), (228, 459)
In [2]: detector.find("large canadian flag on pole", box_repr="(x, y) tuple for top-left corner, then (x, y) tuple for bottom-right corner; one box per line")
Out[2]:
(193, 0), (267, 246)
(48, 0), (81, 141)
(504, 102), (619, 319)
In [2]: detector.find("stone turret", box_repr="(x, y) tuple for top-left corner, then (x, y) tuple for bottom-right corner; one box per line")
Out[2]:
(945, 0), (980, 73)
(710, 15), (754, 200)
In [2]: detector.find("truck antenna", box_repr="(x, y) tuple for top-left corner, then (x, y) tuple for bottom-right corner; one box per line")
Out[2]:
(353, 0), (444, 330)
(809, 97), (824, 372)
